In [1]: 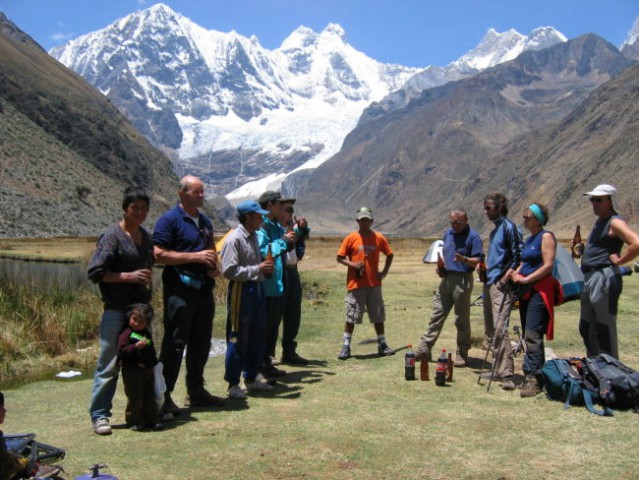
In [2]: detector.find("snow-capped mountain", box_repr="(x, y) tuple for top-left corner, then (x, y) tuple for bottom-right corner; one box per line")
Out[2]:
(361, 27), (566, 124)
(49, 3), (568, 203)
(621, 16), (639, 60)
(50, 3), (417, 200)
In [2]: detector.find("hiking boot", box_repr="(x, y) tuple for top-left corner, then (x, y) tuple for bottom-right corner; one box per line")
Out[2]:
(162, 393), (181, 417)
(261, 364), (287, 378)
(149, 422), (164, 431)
(337, 345), (351, 360)
(520, 376), (542, 398)
(228, 384), (247, 400)
(481, 338), (493, 351)
(129, 424), (145, 432)
(415, 349), (432, 362)
(501, 376), (516, 391)
(378, 343), (395, 356)
(185, 387), (226, 407)
(453, 350), (468, 368)
(282, 352), (309, 365)
(92, 417), (112, 436)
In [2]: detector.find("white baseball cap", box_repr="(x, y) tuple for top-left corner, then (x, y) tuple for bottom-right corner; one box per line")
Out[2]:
(583, 184), (617, 197)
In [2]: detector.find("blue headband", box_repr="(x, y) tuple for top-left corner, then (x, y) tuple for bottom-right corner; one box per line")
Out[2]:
(528, 204), (546, 225)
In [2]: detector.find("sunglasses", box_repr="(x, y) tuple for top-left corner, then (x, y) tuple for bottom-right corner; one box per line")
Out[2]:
(484, 205), (497, 211)
(589, 197), (604, 203)
(285, 207), (294, 213)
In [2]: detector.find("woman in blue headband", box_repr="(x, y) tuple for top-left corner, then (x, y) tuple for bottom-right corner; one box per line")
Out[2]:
(511, 203), (561, 398)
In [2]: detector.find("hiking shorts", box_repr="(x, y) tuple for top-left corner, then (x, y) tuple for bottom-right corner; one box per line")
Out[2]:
(345, 286), (385, 324)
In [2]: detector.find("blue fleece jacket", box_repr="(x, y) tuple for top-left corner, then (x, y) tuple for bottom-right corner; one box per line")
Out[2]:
(486, 216), (523, 285)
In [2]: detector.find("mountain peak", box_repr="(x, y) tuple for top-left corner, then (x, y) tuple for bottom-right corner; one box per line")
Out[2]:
(322, 23), (346, 39)
(622, 15), (639, 47)
(452, 27), (565, 71)
(280, 25), (319, 50)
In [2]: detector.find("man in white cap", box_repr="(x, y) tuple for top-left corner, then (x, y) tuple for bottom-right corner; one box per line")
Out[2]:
(336, 206), (394, 359)
(578, 184), (639, 359)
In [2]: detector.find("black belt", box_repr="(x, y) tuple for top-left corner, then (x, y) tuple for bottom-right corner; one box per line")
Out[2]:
(581, 265), (607, 273)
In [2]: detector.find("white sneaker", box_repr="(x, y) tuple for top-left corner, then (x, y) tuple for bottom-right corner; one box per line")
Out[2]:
(92, 417), (112, 435)
(255, 373), (269, 384)
(246, 379), (274, 391)
(228, 384), (247, 400)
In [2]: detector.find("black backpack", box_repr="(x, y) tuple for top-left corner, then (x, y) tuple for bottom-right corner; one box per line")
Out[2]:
(581, 354), (639, 413)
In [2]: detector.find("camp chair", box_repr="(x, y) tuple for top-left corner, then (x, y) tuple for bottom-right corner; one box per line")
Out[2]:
(4, 433), (65, 477)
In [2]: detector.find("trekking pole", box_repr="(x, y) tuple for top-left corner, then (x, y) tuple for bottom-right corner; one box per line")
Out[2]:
(477, 285), (508, 384)
(486, 284), (515, 393)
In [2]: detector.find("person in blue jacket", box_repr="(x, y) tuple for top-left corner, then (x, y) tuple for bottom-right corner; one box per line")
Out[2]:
(482, 193), (523, 391)
(256, 191), (296, 378)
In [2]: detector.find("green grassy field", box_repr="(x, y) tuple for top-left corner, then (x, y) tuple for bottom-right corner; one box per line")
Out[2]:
(2, 237), (639, 479)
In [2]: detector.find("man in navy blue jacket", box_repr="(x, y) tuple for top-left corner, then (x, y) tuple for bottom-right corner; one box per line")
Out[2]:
(482, 193), (523, 391)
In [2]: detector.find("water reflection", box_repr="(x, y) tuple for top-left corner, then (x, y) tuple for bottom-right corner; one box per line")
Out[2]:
(0, 257), (91, 291)
(0, 257), (162, 292)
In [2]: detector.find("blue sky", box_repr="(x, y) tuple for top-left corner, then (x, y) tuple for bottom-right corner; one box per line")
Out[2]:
(1, 0), (637, 67)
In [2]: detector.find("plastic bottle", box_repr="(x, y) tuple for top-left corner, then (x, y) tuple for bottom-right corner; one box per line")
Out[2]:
(435, 348), (447, 386)
(446, 352), (453, 382)
(420, 358), (429, 381)
(357, 251), (367, 277)
(571, 225), (584, 259)
(405, 344), (416, 381)
(436, 252), (446, 278)
(264, 244), (274, 278)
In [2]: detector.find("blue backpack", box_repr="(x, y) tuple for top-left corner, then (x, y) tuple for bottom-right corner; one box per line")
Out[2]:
(541, 358), (613, 416)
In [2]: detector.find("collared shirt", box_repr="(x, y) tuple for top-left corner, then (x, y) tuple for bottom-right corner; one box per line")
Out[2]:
(221, 223), (262, 282)
(152, 203), (214, 277)
(486, 216), (523, 285)
(441, 226), (484, 274)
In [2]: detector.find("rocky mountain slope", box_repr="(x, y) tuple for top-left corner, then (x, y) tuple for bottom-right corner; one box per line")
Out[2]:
(291, 34), (635, 237)
(0, 13), (221, 238)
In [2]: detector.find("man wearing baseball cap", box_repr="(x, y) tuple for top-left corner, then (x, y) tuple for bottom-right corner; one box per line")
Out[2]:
(336, 206), (394, 359)
(256, 191), (297, 378)
(221, 200), (275, 399)
(578, 184), (639, 359)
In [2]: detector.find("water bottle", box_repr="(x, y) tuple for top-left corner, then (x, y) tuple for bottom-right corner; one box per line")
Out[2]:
(435, 348), (447, 386)
(404, 344), (416, 381)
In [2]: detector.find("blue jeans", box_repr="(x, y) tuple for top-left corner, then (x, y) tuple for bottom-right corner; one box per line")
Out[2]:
(89, 309), (127, 421)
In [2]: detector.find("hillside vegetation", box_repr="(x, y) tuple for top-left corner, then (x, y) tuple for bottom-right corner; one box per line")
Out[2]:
(0, 13), (223, 237)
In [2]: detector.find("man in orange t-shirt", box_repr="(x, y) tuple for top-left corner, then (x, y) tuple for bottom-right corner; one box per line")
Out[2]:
(336, 207), (394, 360)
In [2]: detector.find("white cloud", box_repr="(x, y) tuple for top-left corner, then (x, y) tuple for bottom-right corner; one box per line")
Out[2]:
(50, 31), (75, 43)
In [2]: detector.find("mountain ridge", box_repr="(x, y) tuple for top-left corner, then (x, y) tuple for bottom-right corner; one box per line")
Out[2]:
(49, 3), (571, 203)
